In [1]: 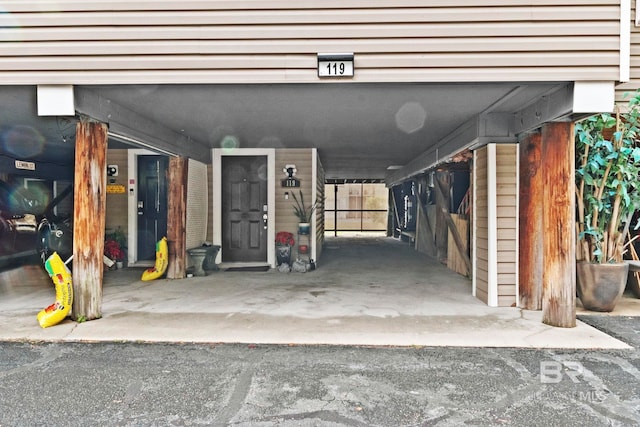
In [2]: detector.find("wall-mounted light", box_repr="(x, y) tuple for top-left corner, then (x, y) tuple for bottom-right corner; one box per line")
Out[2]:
(282, 164), (300, 188)
(283, 164), (297, 178)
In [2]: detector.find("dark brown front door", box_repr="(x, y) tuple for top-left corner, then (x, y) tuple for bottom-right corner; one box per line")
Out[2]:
(221, 156), (268, 262)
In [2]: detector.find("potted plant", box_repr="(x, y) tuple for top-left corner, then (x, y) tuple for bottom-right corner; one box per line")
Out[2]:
(275, 231), (295, 266)
(105, 227), (127, 268)
(575, 91), (640, 311)
(291, 190), (318, 235)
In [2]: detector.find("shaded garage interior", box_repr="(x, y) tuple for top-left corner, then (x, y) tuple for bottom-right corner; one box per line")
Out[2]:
(0, 81), (583, 323)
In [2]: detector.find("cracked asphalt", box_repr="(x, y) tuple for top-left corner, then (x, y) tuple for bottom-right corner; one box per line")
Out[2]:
(0, 315), (639, 426)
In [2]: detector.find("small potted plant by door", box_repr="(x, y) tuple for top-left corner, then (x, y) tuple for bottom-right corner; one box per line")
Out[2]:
(292, 190), (318, 235)
(275, 231), (294, 266)
(104, 229), (127, 269)
(575, 93), (640, 311)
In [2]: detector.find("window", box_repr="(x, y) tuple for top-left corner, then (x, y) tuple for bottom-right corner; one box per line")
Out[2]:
(324, 183), (388, 234)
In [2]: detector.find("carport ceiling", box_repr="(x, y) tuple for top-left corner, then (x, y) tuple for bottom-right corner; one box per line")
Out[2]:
(1, 83), (562, 180)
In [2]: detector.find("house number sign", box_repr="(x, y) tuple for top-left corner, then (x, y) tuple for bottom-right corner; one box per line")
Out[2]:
(318, 53), (354, 78)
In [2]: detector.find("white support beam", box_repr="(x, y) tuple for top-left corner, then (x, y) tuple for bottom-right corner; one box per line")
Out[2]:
(387, 83), (577, 187)
(514, 82), (614, 135)
(386, 112), (515, 186)
(513, 84), (574, 135)
(74, 87), (210, 163)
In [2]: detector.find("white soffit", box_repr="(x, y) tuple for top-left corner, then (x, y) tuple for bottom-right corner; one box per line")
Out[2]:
(37, 85), (75, 116)
(572, 81), (614, 114)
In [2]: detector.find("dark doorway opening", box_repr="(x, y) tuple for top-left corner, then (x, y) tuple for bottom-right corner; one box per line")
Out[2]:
(137, 155), (168, 261)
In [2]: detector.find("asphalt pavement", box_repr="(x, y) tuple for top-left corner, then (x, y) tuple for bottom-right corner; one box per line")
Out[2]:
(0, 314), (639, 426)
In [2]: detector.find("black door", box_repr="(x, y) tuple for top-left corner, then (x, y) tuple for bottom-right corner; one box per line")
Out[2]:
(222, 156), (268, 262)
(137, 155), (168, 260)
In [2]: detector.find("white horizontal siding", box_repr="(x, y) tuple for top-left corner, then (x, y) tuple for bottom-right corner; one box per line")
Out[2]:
(1, 38), (619, 56)
(0, 53), (619, 71)
(1, 1), (622, 13)
(0, 0), (623, 85)
(3, 23), (620, 41)
(0, 8), (621, 27)
(473, 144), (518, 307)
(0, 69), (621, 86)
(474, 147), (489, 305)
(274, 149), (314, 244)
(618, 1), (640, 101)
(495, 144), (518, 307)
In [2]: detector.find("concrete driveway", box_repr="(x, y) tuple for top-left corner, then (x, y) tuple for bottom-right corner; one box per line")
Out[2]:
(0, 236), (636, 348)
(1, 319), (640, 426)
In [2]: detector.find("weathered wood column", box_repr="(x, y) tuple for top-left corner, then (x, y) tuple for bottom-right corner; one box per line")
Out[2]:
(541, 122), (576, 328)
(72, 119), (108, 321)
(519, 131), (543, 310)
(166, 156), (188, 279)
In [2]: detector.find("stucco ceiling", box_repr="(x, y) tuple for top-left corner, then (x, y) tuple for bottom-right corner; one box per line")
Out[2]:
(1, 83), (563, 181)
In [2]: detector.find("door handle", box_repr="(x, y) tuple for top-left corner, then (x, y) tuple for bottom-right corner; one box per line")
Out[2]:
(263, 213), (268, 229)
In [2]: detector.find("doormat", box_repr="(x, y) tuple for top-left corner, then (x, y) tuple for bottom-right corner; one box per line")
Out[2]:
(225, 266), (271, 272)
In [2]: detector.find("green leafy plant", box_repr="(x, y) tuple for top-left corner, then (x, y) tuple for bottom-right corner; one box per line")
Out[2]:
(291, 190), (318, 223)
(575, 91), (640, 263)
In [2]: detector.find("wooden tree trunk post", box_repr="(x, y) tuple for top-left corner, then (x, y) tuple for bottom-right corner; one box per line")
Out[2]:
(72, 119), (108, 321)
(435, 170), (450, 262)
(541, 121), (576, 328)
(519, 131), (543, 310)
(167, 156), (188, 279)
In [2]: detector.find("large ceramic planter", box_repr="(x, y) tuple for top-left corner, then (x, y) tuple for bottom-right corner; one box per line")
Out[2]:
(276, 244), (291, 266)
(576, 262), (628, 312)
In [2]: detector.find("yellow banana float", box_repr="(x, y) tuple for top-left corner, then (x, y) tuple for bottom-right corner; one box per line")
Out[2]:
(37, 252), (73, 328)
(141, 237), (169, 281)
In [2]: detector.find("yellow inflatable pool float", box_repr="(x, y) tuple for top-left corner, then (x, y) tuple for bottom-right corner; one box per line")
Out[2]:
(37, 252), (73, 328)
(141, 237), (168, 281)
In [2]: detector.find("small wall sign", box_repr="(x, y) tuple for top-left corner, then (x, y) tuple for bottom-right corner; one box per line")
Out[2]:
(106, 184), (126, 194)
(318, 53), (354, 78)
(282, 178), (300, 188)
(15, 160), (35, 171)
